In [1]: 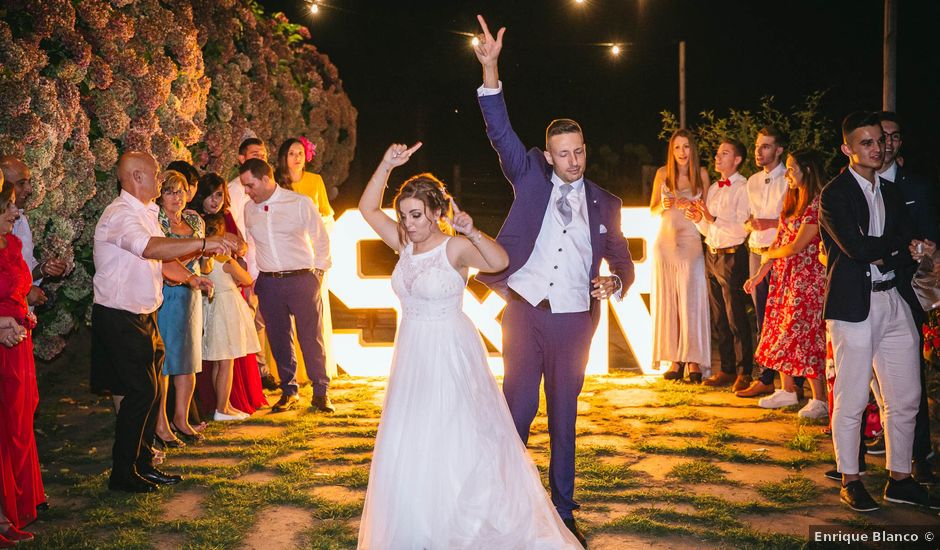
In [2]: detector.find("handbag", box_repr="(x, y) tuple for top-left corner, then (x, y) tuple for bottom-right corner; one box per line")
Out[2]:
(912, 255), (940, 311)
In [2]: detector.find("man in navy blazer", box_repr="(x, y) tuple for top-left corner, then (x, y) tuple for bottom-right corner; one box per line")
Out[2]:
(472, 16), (634, 543)
(820, 111), (930, 513)
(875, 111), (940, 483)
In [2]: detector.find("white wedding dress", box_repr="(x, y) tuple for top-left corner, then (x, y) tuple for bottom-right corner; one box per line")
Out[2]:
(358, 238), (583, 550)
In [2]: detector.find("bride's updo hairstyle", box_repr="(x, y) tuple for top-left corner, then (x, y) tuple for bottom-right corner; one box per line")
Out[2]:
(393, 173), (455, 242)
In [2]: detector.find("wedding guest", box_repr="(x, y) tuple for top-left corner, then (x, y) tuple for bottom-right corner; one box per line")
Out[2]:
(167, 160), (200, 208)
(745, 127), (789, 333)
(239, 158), (333, 413)
(877, 111), (940, 484)
(91, 151), (232, 493)
(0, 178), (44, 541)
(649, 130), (711, 383)
(820, 112), (929, 512)
(686, 139), (752, 389)
(227, 137), (274, 389)
(201, 214), (260, 421)
(155, 170), (208, 445)
(0, 157), (69, 307)
(192, 173), (266, 416)
(271, 137), (338, 384)
(744, 150), (828, 417)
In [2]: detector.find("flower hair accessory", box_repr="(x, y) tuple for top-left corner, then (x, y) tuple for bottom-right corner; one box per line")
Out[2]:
(298, 136), (316, 163)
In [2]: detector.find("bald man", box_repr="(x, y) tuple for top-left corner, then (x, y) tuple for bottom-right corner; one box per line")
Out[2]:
(0, 157), (70, 308)
(92, 151), (238, 493)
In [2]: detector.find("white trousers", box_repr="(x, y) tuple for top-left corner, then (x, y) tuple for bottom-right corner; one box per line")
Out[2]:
(828, 287), (920, 474)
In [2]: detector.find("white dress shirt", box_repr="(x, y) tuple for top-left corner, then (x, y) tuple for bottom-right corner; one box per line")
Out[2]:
(227, 176), (257, 276)
(847, 166), (892, 283)
(508, 174), (592, 313)
(879, 160), (898, 183)
(746, 162), (788, 249)
(12, 212), (37, 273)
(244, 185), (331, 276)
(93, 191), (164, 314)
(695, 172), (750, 249)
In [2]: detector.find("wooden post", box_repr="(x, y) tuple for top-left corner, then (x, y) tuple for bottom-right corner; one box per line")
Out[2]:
(679, 40), (686, 129)
(883, 0), (897, 111)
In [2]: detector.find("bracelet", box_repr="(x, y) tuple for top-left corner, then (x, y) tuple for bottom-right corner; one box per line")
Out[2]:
(468, 230), (483, 245)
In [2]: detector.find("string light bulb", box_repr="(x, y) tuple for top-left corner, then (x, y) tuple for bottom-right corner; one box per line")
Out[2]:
(310, 2), (319, 14)
(611, 45), (621, 55)
(471, 36), (480, 47)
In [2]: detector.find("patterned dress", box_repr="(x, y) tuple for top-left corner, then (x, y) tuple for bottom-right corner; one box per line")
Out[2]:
(157, 209), (204, 376)
(754, 197), (826, 378)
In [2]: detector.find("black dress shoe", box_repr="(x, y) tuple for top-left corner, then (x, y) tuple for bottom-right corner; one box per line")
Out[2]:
(271, 393), (300, 413)
(311, 395), (335, 413)
(108, 471), (159, 493)
(562, 517), (587, 547)
(139, 467), (183, 485)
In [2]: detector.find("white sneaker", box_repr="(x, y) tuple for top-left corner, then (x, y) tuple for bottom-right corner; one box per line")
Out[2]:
(213, 410), (246, 422)
(758, 389), (799, 409)
(798, 398), (829, 419)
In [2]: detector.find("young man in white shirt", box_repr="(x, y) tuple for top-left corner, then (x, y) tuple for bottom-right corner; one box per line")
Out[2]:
(820, 111), (930, 512)
(687, 139), (752, 390)
(239, 158), (333, 413)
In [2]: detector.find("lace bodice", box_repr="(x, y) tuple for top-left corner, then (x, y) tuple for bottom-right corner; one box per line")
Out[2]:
(391, 238), (466, 321)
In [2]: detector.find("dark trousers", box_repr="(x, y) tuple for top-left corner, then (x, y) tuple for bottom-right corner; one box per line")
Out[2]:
(501, 295), (594, 519)
(706, 246), (753, 375)
(748, 251), (770, 334)
(91, 305), (163, 476)
(254, 271), (329, 397)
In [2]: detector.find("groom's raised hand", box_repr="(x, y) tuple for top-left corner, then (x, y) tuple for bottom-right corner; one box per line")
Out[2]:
(474, 15), (505, 88)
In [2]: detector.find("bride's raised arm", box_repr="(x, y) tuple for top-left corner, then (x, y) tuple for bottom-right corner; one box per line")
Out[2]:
(358, 142), (423, 250)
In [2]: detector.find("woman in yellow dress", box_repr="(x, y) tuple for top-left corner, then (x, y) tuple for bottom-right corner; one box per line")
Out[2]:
(268, 137), (337, 383)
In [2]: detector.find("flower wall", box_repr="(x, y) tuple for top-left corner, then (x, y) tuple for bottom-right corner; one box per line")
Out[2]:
(0, 0), (357, 359)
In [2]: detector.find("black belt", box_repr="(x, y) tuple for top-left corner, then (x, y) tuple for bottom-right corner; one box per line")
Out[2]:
(872, 279), (896, 292)
(260, 269), (312, 278)
(509, 290), (552, 311)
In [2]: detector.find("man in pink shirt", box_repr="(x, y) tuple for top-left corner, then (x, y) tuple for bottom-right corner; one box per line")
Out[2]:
(92, 152), (238, 493)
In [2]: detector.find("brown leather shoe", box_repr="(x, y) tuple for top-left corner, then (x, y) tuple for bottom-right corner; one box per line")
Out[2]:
(702, 371), (736, 387)
(732, 374), (752, 393)
(735, 380), (775, 398)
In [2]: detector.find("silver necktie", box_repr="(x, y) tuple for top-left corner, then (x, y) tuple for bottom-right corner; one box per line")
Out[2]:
(556, 184), (573, 226)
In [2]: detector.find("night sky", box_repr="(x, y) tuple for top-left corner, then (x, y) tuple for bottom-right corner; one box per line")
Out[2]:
(259, 0), (940, 212)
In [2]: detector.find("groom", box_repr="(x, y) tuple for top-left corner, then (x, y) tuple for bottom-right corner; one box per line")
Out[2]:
(473, 15), (635, 544)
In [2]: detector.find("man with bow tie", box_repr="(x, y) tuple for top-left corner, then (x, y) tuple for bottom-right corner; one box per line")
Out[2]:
(687, 139), (752, 389)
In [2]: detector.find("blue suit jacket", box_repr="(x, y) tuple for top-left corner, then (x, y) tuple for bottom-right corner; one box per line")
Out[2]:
(475, 91), (635, 322)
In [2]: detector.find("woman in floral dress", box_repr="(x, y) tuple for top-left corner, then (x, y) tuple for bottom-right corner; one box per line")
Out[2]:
(745, 150), (828, 419)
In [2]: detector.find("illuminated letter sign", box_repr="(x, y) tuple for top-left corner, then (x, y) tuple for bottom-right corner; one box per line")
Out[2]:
(330, 209), (663, 376)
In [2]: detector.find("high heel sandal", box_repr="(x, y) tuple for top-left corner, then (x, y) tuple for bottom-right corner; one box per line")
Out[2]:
(662, 362), (685, 381)
(154, 434), (186, 450)
(170, 422), (205, 444)
(687, 365), (703, 384)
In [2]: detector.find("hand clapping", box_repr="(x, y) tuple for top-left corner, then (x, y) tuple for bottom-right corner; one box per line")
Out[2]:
(383, 142), (423, 169)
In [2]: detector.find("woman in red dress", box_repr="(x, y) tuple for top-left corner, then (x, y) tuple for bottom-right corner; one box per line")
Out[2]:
(191, 173), (266, 417)
(745, 150), (828, 419)
(0, 179), (44, 543)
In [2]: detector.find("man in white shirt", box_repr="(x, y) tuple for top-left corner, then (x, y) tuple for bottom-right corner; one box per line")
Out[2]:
(92, 151), (235, 493)
(744, 128), (788, 335)
(687, 139), (752, 389)
(239, 158), (333, 413)
(0, 157), (70, 307)
(820, 112), (929, 512)
(227, 137), (274, 387)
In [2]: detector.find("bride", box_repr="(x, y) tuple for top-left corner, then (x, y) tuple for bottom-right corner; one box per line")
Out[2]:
(356, 142), (583, 549)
